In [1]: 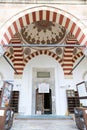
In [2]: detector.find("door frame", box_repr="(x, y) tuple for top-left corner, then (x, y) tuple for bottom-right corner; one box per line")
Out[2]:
(35, 88), (52, 114)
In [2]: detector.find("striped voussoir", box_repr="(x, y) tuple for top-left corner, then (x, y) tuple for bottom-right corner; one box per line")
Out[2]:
(62, 34), (79, 78)
(1, 6), (87, 78)
(1, 6), (87, 48)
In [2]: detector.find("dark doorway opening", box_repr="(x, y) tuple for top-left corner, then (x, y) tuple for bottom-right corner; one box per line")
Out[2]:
(36, 89), (52, 114)
(44, 89), (52, 114)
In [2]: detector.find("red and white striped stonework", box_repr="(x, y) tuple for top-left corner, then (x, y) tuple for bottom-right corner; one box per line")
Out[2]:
(5, 52), (14, 61)
(0, 6), (87, 49)
(24, 50), (62, 65)
(62, 34), (78, 78)
(6, 34), (62, 78)
(10, 35), (24, 78)
(72, 52), (83, 63)
(0, 6), (87, 78)
(5, 35), (83, 79)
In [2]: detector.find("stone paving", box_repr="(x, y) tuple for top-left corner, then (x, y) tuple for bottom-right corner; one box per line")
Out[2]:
(11, 119), (79, 130)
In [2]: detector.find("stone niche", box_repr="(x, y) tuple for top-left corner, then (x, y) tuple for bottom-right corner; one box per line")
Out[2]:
(32, 68), (56, 115)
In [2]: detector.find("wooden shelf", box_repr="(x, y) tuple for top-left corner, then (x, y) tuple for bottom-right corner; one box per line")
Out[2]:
(10, 91), (19, 113)
(0, 90), (19, 113)
(66, 90), (80, 113)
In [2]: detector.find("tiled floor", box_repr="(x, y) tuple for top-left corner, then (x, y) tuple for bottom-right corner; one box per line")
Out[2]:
(11, 118), (78, 130)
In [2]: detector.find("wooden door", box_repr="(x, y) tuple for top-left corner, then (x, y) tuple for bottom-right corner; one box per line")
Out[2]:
(36, 89), (52, 114)
(36, 89), (44, 114)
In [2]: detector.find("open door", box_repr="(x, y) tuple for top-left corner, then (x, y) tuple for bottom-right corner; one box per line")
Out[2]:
(36, 88), (52, 114)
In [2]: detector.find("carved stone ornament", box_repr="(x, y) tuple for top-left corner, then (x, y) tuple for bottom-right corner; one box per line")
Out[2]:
(21, 20), (66, 45)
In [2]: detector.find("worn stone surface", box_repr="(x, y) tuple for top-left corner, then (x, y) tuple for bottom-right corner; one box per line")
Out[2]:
(11, 119), (78, 130)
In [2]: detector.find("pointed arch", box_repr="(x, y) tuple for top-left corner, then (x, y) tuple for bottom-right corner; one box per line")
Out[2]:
(0, 5), (87, 53)
(24, 50), (62, 66)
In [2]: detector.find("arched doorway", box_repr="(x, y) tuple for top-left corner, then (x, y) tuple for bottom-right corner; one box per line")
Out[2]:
(21, 55), (63, 115)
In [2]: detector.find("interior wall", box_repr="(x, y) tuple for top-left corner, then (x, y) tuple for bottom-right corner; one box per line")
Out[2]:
(0, 57), (14, 81)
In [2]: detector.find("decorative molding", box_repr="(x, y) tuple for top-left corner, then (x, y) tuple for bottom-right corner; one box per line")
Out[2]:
(55, 47), (63, 55)
(23, 47), (31, 56)
(21, 21), (66, 44)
